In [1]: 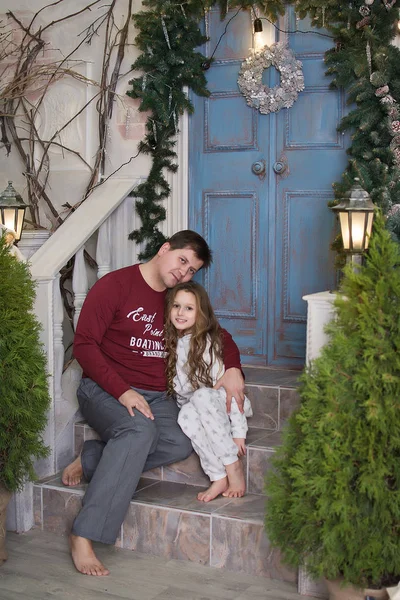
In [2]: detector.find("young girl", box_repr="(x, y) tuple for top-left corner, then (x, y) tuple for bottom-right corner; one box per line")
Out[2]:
(164, 281), (252, 503)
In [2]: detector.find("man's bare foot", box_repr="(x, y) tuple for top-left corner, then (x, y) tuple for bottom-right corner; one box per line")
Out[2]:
(69, 534), (109, 576)
(222, 459), (246, 498)
(62, 455), (83, 486)
(197, 477), (229, 502)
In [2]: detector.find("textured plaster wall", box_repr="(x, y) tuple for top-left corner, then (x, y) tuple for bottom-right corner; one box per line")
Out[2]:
(0, 0), (150, 230)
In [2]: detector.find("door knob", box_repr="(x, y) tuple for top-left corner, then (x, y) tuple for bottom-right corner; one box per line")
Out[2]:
(273, 160), (287, 175)
(251, 160), (266, 179)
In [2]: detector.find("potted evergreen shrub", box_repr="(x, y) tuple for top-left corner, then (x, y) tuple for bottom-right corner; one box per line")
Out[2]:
(265, 215), (400, 599)
(0, 234), (50, 565)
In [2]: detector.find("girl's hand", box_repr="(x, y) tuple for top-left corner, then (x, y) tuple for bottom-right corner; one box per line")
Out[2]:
(214, 367), (245, 413)
(118, 389), (154, 419)
(233, 438), (246, 457)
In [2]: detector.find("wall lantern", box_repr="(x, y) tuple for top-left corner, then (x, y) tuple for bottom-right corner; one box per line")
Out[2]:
(331, 178), (376, 259)
(0, 181), (28, 242)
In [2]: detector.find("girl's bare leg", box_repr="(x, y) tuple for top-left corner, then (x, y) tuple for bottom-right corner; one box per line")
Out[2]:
(223, 459), (246, 498)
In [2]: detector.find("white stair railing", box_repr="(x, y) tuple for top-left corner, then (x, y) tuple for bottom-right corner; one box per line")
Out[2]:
(29, 178), (140, 480)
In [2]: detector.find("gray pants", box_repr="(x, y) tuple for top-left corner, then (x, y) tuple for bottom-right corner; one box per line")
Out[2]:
(71, 378), (192, 544)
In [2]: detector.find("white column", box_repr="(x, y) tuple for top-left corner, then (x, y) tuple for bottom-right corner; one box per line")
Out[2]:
(164, 105), (189, 237)
(302, 290), (337, 364)
(6, 277), (58, 532)
(6, 483), (34, 534)
(32, 277), (57, 479)
(298, 290), (336, 598)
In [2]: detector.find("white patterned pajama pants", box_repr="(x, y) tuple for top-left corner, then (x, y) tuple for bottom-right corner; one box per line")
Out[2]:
(177, 387), (247, 481)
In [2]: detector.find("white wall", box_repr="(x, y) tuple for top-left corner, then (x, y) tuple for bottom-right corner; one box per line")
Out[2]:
(0, 0), (153, 230)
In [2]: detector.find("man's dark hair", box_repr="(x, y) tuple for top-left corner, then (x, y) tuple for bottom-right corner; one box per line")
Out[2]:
(168, 230), (213, 268)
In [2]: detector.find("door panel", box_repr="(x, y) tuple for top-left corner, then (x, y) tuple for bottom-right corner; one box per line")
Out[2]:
(189, 7), (348, 367)
(270, 10), (346, 366)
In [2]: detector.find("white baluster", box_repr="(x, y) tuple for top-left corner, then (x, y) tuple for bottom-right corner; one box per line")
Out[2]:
(54, 274), (65, 409)
(72, 246), (88, 330)
(110, 195), (138, 269)
(97, 220), (111, 279)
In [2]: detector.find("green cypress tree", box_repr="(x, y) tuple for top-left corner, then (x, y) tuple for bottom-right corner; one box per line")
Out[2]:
(0, 235), (50, 492)
(265, 214), (400, 588)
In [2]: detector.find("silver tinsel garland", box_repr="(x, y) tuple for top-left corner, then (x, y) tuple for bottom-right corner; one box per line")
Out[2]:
(237, 42), (305, 115)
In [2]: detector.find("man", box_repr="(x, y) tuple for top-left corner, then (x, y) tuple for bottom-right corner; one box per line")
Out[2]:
(62, 230), (245, 576)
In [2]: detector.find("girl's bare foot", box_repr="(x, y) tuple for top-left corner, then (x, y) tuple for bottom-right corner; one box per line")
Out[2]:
(69, 534), (109, 576)
(222, 459), (246, 498)
(197, 477), (229, 502)
(62, 455), (83, 486)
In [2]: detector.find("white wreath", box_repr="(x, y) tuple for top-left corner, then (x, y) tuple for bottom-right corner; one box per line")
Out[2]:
(237, 42), (305, 115)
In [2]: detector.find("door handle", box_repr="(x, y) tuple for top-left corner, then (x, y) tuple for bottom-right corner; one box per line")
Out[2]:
(273, 160), (287, 175)
(251, 160), (266, 179)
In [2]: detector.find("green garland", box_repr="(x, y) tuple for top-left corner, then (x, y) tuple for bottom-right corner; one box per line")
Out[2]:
(127, 1), (288, 259)
(128, 0), (400, 258)
(294, 0), (400, 248)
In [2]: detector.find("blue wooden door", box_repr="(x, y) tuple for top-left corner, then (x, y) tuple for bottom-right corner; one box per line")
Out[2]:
(189, 7), (348, 368)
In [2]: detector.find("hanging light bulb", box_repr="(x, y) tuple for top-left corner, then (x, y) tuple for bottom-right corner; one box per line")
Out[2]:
(251, 11), (275, 53)
(253, 17), (264, 52)
(254, 18), (263, 33)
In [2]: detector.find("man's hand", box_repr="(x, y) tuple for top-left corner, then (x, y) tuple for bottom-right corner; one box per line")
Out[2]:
(214, 367), (245, 414)
(118, 389), (154, 419)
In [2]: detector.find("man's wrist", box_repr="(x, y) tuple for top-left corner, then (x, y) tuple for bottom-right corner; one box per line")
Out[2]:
(118, 387), (131, 402)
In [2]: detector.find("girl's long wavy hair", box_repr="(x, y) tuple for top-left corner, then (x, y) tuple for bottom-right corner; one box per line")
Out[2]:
(164, 281), (223, 396)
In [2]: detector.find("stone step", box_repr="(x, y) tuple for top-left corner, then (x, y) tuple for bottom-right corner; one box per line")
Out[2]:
(73, 423), (282, 494)
(34, 368), (301, 584)
(33, 474), (296, 583)
(244, 367), (300, 431)
(72, 368), (300, 492)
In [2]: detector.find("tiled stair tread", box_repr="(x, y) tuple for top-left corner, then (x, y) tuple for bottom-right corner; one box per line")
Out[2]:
(34, 424), (295, 581)
(31, 368), (301, 583)
(33, 475), (297, 582)
(76, 422), (282, 449)
(72, 424), (282, 492)
(35, 475), (267, 523)
(243, 366), (301, 388)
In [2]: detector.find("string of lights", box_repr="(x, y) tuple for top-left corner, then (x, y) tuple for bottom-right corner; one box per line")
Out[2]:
(202, 7), (334, 69)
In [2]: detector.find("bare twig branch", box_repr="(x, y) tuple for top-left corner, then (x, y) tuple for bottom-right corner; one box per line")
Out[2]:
(1, 0), (136, 228)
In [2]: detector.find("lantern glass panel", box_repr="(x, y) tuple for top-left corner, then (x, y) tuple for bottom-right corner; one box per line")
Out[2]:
(364, 212), (374, 249)
(2, 208), (17, 232)
(350, 212), (367, 251)
(15, 208), (25, 240)
(0, 207), (26, 241)
(339, 212), (350, 249)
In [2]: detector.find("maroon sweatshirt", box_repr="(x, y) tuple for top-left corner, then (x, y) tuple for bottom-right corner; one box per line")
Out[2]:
(73, 264), (241, 400)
